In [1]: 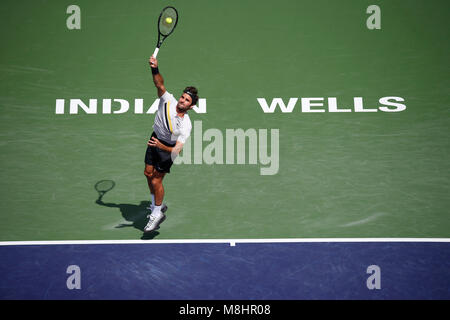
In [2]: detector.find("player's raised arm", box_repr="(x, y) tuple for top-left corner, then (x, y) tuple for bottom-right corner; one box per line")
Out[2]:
(149, 56), (166, 97)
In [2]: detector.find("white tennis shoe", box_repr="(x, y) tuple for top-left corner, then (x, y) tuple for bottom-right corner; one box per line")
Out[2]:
(144, 212), (166, 232)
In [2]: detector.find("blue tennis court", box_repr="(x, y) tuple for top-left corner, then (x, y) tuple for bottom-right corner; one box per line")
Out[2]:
(1, 239), (449, 299)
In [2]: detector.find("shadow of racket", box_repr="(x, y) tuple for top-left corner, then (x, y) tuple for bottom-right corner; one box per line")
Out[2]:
(95, 180), (116, 202)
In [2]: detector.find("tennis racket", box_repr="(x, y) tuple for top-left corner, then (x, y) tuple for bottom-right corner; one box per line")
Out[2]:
(95, 180), (115, 201)
(152, 6), (179, 58)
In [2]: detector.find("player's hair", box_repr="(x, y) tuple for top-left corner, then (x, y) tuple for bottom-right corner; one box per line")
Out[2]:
(183, 86), (199, 106)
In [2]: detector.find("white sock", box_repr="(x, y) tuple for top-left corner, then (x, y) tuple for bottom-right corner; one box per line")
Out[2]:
(151, 194), (155, 210)
(153, 205), (162, 216)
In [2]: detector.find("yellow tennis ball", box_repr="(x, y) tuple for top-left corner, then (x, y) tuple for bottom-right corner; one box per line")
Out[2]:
(165, 17), (173, 24)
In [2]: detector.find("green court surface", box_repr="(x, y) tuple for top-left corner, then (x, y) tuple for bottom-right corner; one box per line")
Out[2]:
(0, 0), (449, 241)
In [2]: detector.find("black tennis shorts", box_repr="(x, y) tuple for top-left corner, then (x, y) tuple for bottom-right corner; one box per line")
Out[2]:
(145, 132), (176, 173)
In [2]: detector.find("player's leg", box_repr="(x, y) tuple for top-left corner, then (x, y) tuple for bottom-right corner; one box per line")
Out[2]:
(144, 170), (167, 232)
(144, 140), (172, 232)
(151, 170), (166, 208)
(144, 164), (156, 209)
(145, 137), (160, 211)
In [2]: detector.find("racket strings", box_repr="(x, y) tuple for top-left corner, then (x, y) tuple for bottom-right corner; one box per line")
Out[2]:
(159, 8), (178, 36)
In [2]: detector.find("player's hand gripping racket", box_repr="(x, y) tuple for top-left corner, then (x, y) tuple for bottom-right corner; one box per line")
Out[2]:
(152, 6), (179, 58)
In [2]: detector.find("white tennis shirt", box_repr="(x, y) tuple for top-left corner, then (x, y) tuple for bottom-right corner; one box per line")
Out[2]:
(152, 90), (192, 145)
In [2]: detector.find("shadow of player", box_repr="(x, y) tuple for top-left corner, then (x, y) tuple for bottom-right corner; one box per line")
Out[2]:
(95, 199), (160, 240)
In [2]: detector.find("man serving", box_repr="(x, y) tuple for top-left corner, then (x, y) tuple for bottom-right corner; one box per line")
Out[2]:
(144, 56), (199, 232)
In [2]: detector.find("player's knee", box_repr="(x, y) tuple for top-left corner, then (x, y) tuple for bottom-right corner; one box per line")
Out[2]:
(150, 177), (160, 187)
(150, 174), (164, 186)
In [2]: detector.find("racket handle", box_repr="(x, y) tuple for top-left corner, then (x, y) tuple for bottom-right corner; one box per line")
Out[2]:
(152, 47), (159, 58)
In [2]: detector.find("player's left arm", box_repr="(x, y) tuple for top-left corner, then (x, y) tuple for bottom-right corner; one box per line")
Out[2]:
(148, 137), (183, 155)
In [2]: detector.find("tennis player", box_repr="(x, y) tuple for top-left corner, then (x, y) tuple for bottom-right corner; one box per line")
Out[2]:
(144, 56), (198, 232)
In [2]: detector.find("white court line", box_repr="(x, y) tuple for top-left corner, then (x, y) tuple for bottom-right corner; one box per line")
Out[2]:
(0, 238), (449, 246)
